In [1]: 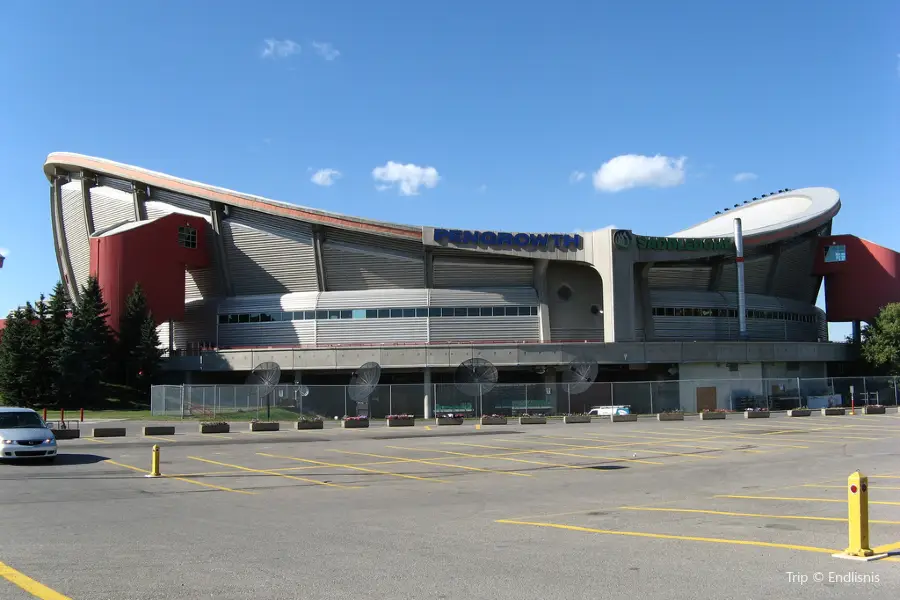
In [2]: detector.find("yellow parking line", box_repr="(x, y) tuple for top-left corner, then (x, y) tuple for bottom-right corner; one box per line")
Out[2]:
(873, 540), (900, 553)
(440, 441), (664, 466)
(143, 435), (176, 443)
(494, 520), (839, 555)
(580, 429), (810, 450)
(0, 560), (71, 600)
(618, 506), (900, 525)
(509, 438), (720, 461)
(715, 494), (900, 506)
(541, 433), (768, 454)
(386, 445), (590, 470)
(188, 456), (357, 489)
(105, 459), (256, 494)
(331, 449), (532, 477)
(257, 452), (449, 483)
(803, 484), (900, 491)
(82, 437), (111, 444)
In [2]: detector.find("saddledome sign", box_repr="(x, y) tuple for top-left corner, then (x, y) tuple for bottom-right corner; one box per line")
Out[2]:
(614, 230), (734, 252)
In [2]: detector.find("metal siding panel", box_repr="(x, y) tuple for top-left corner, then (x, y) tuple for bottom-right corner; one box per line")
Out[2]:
(156, 322), (170, 350)
(60, 182), (90, 292)
(323, 242), (424, 291)
(428, 288), (537, 307)
(549, 327), (605, 341)
(144, 200), (210, 220)
(218, 292), (319, 314)
(719, 256), (772, 294)
(316, 318), (427, 344)
(771, 238), (819, 301)
(150, 188), (210, 214)
(218, 321), (315, 348)
(96, 175), (133, 193)
(185, 221), (222, 301)
(433, 254), (533, 288)
(317, 289), (427, 309)
(647, 266), (712, 290)
(431, 316), (539, 342)
(88, 186), (134, 233)
(173, 302), (217, 349)
(222, 211), (318, 296)
(324, 227), (423, 255)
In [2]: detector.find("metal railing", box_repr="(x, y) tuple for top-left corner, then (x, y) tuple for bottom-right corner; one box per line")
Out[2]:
(150, 376), (899, 419)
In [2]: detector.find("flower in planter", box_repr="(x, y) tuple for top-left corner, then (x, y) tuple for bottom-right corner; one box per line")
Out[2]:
(298, 415), (323, 423)
(386, 414), (414, 420)
(343, 416), (368, 421)
(201, 421), (228, 426)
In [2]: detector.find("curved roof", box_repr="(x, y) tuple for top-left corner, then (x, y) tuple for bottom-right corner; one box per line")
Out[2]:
(670, 187), (840, 245)
(44, 152), (422, 240)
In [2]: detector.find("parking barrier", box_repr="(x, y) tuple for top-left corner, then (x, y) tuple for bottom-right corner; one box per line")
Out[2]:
(147, 445), (161, 478)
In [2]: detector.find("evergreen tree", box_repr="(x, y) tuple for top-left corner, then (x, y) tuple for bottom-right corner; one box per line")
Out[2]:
(134, 312), (163, 391)
(0, 305), (39, 407)
(118, 283), (149, 386)
(862, 303), (900, 375)
(46, 282), (70, 399)
(57, 276), (114, 408)
(33, 294), (54, 406)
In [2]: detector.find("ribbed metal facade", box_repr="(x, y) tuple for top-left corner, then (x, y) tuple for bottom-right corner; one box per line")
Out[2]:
(221, 208), (318, 296)
(719, 255), (772, 295)
(649, 290), (819, 342)
(96, 175), (134, 194)
(648, 265), (711, 289)
(218, 321), (316, 348)
(771, 237), (819, 301)
(318, 289), (427, 309)
(317, 318), (427, 345)
(173, 301), (217, 349)
(60, 182), (90, 293)
(429, 316), (538, 343)
(218, 292), (319, 314)
(185, 221), (222, 301)
(155, 321), (170, 350)
(322, 228), (424, 291)
(144, 200), (209, 220)
(432, 252), (533, 288)
(88, 186), (134, 233)
(428, 288), (537, 307)
(149, 188), (210, 215)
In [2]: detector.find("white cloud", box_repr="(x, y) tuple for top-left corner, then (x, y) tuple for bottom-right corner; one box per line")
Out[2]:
(592, 154), (687, 193)
(569, 170), (586, 184)
(0, 247), (8, 257)
(311, 41), (340, 61)
(372, 161), (440, 196)
(733, 172), (758, 183)
(311, 168), (342, 187)
(261, 39), (301, 59)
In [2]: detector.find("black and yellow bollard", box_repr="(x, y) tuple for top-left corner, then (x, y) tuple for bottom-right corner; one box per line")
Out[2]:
(147, 444), (161, 478)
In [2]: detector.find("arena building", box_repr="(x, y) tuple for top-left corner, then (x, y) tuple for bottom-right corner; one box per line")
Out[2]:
(44, 152), (896, 414)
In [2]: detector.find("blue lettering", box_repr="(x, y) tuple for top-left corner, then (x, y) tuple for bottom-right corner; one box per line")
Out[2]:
(497, 232), (514, 246)
(530, 234), (548, 247)
(480, 231), (498, 245)
(448, 229), (463, 244)
(462, 230), (479, 244)
(514, 233), (530, 246)
(434, 228), (450, 243)
(548, 234), (560, 248)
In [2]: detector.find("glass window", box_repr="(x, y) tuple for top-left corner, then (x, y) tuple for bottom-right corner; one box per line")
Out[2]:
(249, 314), (260, 323)
(665, 307), (675, 317)
(340, 310), (352, 319)
(674, 308), (685, 317)
(258, 313), (271, 322)
(313, 310), (325, 320)
(403, 308), (416, 318)
(531, 306), (538, 316)
(481, 307), (493, 317)
(352, 309), (366, 319)
(416, 308), (428, 318)
(516, 306), (529, 316)
(429, 308), (442, 317)
(238, 314), (250, 323)
(441, 308), (455, 317)
(218, 314), (228, 324)
(453, 307), (466, 317)
(467, 308), (480, 317)
(700, 308), (713, 317)
(304, 310), (315, 320)
(365, 309), (378, 319)
(287, 312), (299, 321)
(493, 307), (505, 316)
(177, 225), (197, 249)
(389, 308), (401, 318)
(378, 309), (390, 318)
(326, 310), (339, 320)
(727, 309), (736, 318)
(228, 314), (239, 324)
(824, 244), (847, 263)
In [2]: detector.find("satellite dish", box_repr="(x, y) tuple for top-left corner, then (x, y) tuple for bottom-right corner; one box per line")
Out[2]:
(454, 358), (498, 397)
(299, 385), (310, 397)
(348, 361), (381, 403)
(562, 359), (598, 395)
(246, 362), (281, 420)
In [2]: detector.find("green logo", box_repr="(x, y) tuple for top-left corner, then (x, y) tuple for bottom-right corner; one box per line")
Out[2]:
(634, 236), (735, 252)
(613, 230), (632, 250)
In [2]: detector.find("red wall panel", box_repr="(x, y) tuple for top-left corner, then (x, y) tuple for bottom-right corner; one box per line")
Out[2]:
(814, 235), (900, 322)
(90, 213), (210, 332)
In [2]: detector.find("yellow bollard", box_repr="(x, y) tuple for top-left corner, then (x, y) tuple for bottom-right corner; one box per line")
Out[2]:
(844, 471), (873, 557)
(147, 444), (161, 478)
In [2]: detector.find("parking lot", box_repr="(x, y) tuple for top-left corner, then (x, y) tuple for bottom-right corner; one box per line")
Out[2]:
(3, 413), (900, 599)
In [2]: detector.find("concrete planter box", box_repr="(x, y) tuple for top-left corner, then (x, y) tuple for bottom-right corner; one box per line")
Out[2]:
(657, 413), (684, 422)
(864, 405), (886, 415)
(92, 427), (126, 438)
(700, 412), (727, 420)
(480, 416), (508, 425)
(611, 414), (638, 423)
(821, 408), (846, 416)
(436, 417), (464, 426)
(296, 420), (324, 430)
(249, 421), (280, 432)
(143, 426), (176, 436)
(787, 409), (811, 417)
(51, 429), (80, 440)
(744, 411), (770, 419)
(199, 423), (230, 434)
(563, 415), (591, 424)
(518, 416), (547, 425)
(342, 419), (369, 429)
(386, 418), (415, 427)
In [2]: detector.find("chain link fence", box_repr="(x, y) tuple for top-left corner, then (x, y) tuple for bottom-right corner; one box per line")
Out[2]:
(150, 376), (900, 419)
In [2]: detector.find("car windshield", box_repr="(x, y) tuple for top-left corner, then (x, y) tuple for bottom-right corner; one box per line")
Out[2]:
(0, 412), (45, 429)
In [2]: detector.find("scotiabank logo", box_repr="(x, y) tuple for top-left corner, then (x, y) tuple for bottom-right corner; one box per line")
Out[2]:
(613, 230), (632, 250)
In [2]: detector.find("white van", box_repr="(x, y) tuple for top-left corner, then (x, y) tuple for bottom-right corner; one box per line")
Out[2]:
(587, 405), (632, 417)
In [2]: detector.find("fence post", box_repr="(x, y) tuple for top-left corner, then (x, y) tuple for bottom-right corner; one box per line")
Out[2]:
(389, 385), (393, 416)
(649, 381), (654, 414)
(567, 384), (571, 414)
(180, 384), (185, 419)
(895, 377), (898, 407)
(796, 377), (801, 406)
(525, 385), (528, 414)
(343, 386), (347, 418)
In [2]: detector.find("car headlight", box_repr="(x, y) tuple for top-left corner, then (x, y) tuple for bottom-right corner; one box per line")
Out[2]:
(0, 439), (13, 444)
(45, 438), (56, 444)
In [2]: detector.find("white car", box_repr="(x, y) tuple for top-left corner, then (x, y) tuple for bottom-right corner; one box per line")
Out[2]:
(587, 405), (632, 416)
(0, 407), (58, 462)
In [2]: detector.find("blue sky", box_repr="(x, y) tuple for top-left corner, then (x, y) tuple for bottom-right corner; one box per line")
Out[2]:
(0, 1), (897, 341)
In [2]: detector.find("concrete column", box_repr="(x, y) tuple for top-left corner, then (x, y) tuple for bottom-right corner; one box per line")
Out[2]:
(852, 321), (861, 345)
(423, 367), (432, 419)
(543, 368), (558, 414)
(533, 259), (550, 342)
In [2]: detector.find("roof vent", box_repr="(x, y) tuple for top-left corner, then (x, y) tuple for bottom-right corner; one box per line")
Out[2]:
(743, 200), (749, 204)
(715, 211), (722, 215)
(752, 197), (759, 201)
(723, 207), (730, 211)
(734, 204), (739, 208)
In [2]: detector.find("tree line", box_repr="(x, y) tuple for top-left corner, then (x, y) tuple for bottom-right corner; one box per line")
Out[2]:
(0, 277), (162, 409)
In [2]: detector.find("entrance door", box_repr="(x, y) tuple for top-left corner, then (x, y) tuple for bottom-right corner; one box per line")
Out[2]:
(696, 386), (717, 412)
